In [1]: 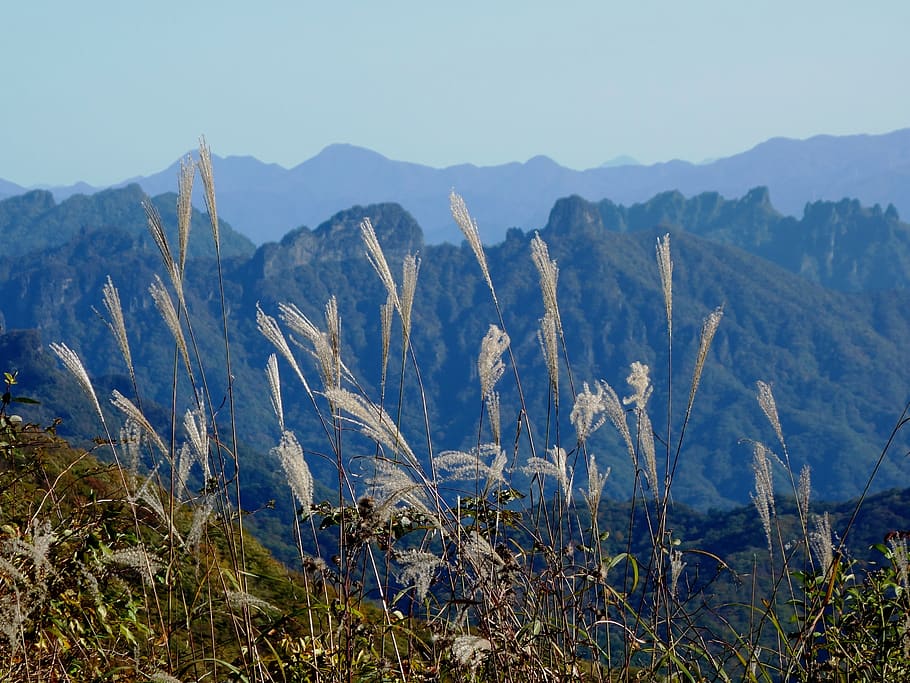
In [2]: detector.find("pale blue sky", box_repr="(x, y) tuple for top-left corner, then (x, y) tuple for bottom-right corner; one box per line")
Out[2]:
(3, 2), (908, 186)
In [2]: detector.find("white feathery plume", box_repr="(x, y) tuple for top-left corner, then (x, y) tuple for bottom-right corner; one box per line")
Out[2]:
(176, 154), (195, 275)
(581, 454), (610, 518)
(360, 217), (400, 310)
(197, 136), (220, 250)
(435, 443), (507, 489)
(380, 294), (394, 388)
(325, 387), (416, 465)
(120, 418), (142, 473)
(750, 442), (776, 553)
(324, 295), (342, 389)
(271, 430), (314, 514)
(623, 362), (653, 411)
(451, 634), (492, 671)
(638, 407), (658, 499)
(175, 443), (193, 500)
(571, 381), (607, 444)
(256, 304), (313, 398)
(687, 307), (723, 412)
(809, 512), (834, 572)
(538, 310), (559, 395)
(395, 549), (445, 602)
(100, 276), (132, 375)
(106, 545), (164, 585)
(450, 191), (493, 295)
(50, 343), (103, 423)
(797, 464), (812, 523)
(478, 324), (509, 398)
(142, 198), (184, 305)
(756, 380), (785, 450)
(186, 498), (214, 548)
(530, 233), (561, 333)
(522, 446), (573, 504)
(601, 379), (636, 465)
(183, 402), (208, 465)
(111, 390), (168, 458)
(400, 253), (420, 350)
(655, 233), (673, 336)
(149, 276), (191, 376)
(265, 354), (284, 431)
(279, 301), (339, 390)
(460, 530), (504, 576)
(365, 458), (431, 517)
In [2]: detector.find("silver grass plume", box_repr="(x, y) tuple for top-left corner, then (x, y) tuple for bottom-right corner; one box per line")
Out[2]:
(656, 233), (673, 336)
(49, 343), (103, 423)
(450, 191), (493, 295)
(100, 276), (132, 375)
(265, 354), (284, 431)
(256, 304), (313, 398)
(186, 498), (214, 547)
(460, 529), (504, 576)
(530, 233), (561, 333)
(669, 548), (686, 597)
(111, 390), (168, 457)
(142, 198), (184, 305)
(602, 379), (637, 465)
(380, 294), (394, 388)
(360, 217), (400, 310)
(324, 387), (416, 465)
(400, 253), (420, 350)
(280, 300), (342, 391)
(149, 276), (192, 376)
(120, 419), (142, 473)
(756, 380), (785, 450)
(623, 363), (658, 497)
(435, 443), (507, 489)
(451, 634), (492, 671)
(523, 446), (573, 504)
(581, 454), (610, 518)
(106, 545), (164, 584)
(395, 549), (445, 602)
(365, 458), (432, 517)
(271, 430), (313, 514)
(176, 154), (195, 276)
(538, 310), (559, 395)
(797, 464), (812, 523)
(571, 381), (608, 444)
(197, 136), (220, 250)
(486, 391), (502, 446)
(226, 589), (277, 614)
(687, 307), (723, 412)
(175, 443), (193, 500)
(183, 402), (209, 467)
(809, 512), (834, 572)
(324, 295), (342, 389)
(478, 324), (509, 398)
(750, 442), (776, 552)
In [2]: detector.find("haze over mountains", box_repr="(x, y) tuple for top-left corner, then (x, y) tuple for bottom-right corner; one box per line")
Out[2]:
(3, 128), (910, 245)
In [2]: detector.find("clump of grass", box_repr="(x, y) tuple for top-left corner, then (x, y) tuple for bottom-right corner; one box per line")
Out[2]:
(6, 142), (909, 681)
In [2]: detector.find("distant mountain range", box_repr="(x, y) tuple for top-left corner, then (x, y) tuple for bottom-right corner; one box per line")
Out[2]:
(2, 183), (910, 521)
(2, 129), (910, 245)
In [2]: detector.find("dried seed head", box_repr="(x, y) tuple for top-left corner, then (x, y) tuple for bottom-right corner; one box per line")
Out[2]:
(656, 233), (673, 336)
(360, 217), (399, 310)
(271, 430), (313, 514)
(450, 191), (493, 294)
(177, 155), (195, 275)
(197, 136), (220, 250)
(101, 276), (132, 375)
(750, 442), (776, 553)
(265, 354), (284, 432)
(50, 342), (103, 423)
(478, 325), (510, 398)
(756, 380), (785, 449)
(400, 253), (420, 350)
(687, 307), (723, 411)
